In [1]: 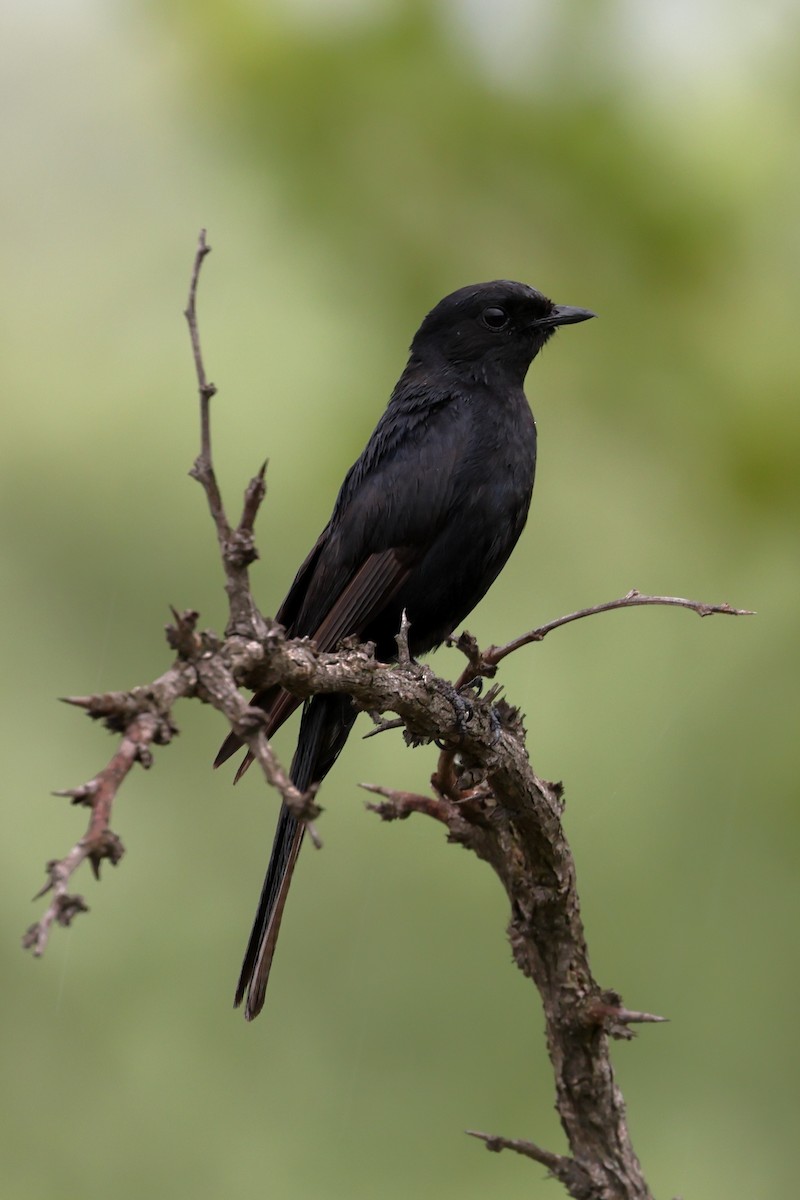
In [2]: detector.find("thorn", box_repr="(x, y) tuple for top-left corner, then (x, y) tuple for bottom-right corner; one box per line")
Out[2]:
(586, 992), (669, 1035)
(395, 609), (412, 666)
(51, 781), (99, 807)
(362, 716), (404, 740)
(32, 879), (54, 902)
(614, 1007), (669, 1025)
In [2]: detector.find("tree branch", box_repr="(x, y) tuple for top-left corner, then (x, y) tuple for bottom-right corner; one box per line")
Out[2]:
(22, 231), (754, 1199)
(486, 588), (754, 669)
(22, 709), (169, 955)
(184, 228), (267, 639)
(447, 589), (754, 691)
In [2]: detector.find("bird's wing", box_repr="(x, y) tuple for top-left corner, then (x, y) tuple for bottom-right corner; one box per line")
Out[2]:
(302, 546), (413, 649)
(215, 392), (467, 776)
(273, 526), (330, 632)
(291, 398), (466, 634)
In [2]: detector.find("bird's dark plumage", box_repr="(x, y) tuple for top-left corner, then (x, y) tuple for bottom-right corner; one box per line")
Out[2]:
(215, 280), (595, 1020)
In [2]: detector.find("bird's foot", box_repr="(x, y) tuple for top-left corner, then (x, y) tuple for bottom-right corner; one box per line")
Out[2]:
(443, 682), (476, 735)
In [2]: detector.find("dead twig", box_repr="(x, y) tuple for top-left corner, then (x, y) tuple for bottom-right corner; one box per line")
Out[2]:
(23, 711), (161, 954)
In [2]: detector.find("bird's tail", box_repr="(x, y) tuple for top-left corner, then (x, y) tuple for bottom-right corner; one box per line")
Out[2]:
(234, 693), (357, 1021)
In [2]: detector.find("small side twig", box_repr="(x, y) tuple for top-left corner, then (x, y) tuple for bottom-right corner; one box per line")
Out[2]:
(184, 229), (231, 556)
(362, 715), (405, 740)
(247, 726), (323, 849)
(184, 230), (216, 441)
(22, 711), (160, 955)
(395, 609), (412, 666)
(239, 460), (268, 538)
(361, 782), (460, 827)
(466, 1131), (592, 1193)
(485, 588), (754, 672)
(437, 589), (755, 793)
(183, 228), (266, 639)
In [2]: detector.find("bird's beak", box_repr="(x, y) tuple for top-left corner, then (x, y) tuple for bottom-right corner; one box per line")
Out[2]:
(537, 305), (596, 329)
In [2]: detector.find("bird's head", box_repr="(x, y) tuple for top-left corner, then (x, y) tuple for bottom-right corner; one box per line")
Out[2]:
(409, 281), (595, 386)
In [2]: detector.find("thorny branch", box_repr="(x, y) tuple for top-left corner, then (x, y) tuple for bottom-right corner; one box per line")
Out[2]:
(184, 228), (268, 639)
(447, 591), (753, 690)
(23, 232), (753, 1200)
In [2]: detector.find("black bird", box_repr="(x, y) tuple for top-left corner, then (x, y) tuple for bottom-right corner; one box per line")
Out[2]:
(215, 281), (594, 1020)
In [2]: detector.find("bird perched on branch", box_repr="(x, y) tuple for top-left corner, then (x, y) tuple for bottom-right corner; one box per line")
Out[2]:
(215, 280), (595, 1020)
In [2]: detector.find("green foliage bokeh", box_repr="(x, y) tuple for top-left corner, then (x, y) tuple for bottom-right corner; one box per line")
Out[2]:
(3, 3), (798, 1197)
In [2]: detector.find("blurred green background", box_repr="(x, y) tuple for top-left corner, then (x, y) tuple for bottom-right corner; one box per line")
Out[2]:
(3, 2), (798, 1197)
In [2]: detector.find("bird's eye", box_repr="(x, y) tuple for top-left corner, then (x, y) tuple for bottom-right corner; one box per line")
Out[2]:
(481, 306), (510, 331)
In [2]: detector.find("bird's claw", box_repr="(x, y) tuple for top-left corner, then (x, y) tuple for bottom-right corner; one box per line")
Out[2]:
(445, 683), (475, 735)
(487, 705), (503, 745)
(458, 674), (484, 698)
